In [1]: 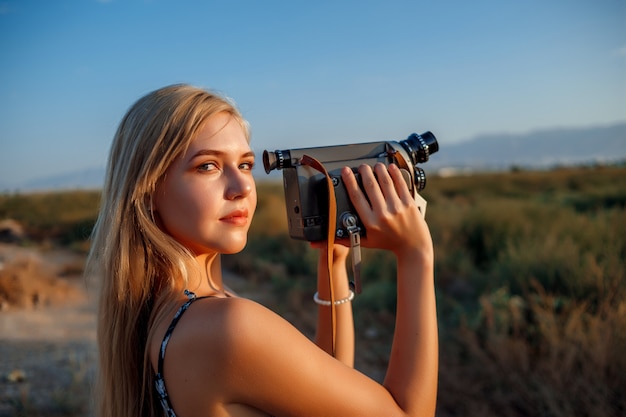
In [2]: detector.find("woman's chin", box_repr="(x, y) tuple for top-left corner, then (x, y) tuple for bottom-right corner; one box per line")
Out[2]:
(216, 239), (249, 255)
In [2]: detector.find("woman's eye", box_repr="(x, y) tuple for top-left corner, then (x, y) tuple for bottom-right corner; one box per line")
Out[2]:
(240, 161), (255, 171)
(198, 162), (218, 172)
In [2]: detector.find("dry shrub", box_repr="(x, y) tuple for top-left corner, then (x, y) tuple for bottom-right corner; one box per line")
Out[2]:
(0, 256), (83, 310)
(437, 281), (626, 417)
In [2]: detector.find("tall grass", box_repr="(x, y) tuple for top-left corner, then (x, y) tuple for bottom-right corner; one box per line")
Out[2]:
(425, 167), (626, 416)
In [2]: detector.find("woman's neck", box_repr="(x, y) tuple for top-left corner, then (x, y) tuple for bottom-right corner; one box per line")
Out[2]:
(187, 252), (225, 296)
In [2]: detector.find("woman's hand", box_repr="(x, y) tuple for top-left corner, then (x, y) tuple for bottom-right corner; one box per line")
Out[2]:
(341, 163), (433, 259)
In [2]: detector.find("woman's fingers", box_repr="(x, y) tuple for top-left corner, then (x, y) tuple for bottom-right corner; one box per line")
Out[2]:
(372, 163), (397, 202)
(342, 163), (406, 217)
(357, 164), (386, 213)
(387, 163), (414, 204)
(341, 166), (370, 218)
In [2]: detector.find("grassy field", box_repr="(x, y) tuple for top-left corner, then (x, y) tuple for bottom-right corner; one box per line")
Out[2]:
(1, 165), (624, 416)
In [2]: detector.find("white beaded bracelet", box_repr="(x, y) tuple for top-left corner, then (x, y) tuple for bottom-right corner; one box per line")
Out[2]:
(313, 290), (355, 306)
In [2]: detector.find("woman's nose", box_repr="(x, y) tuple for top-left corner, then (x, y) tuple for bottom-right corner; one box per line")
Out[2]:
(225, 169), (253, 200)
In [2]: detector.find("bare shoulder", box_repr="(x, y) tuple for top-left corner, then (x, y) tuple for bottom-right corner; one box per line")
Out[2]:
(176, 296), (292, 350)
(161, 297), (403, 417)
(161, 296), (278, 365)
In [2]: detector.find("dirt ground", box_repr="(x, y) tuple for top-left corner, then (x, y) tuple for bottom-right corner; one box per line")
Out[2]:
(0, 244), (97, 417)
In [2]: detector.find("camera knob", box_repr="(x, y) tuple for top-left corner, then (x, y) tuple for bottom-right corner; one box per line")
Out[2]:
(414, 166), (427, 191)
(341, 212), (358, 229)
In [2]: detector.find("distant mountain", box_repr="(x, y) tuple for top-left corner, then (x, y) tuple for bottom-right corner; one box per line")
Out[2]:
(5, 167), (106, 193)
(426, 122), (626, 173)
(3, 123), (625, 192)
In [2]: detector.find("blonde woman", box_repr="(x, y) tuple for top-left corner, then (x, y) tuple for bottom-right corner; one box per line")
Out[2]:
(87, 84), (438, 417)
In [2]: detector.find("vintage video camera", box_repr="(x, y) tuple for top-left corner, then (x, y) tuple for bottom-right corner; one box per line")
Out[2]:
(262, 131), (438, 243)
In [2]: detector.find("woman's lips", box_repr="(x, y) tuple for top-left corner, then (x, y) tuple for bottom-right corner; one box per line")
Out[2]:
(220, 209), (249, 226)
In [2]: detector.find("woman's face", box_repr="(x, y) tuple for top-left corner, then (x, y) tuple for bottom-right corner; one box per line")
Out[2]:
(154, 112), (257, 255)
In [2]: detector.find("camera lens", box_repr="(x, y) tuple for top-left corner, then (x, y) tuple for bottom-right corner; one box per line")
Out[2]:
(400, 131), (438, 164)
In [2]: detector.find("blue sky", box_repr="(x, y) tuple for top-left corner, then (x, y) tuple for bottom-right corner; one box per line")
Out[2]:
(1, 0), (625, 189)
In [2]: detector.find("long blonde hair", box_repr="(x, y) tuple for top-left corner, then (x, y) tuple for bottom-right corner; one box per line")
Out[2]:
(86, 84), (250, 417)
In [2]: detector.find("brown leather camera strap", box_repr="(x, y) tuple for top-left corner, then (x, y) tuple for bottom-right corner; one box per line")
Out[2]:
(300, 154), (338, 357)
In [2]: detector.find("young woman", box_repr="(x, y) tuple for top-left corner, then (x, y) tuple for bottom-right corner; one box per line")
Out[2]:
(87, 84), (438, 417)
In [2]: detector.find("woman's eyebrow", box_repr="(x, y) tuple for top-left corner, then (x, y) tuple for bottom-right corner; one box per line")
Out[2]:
(189, 149), (256, 160)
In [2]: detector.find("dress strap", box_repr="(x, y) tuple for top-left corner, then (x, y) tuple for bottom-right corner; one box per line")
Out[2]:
(155, 290), (212, 417)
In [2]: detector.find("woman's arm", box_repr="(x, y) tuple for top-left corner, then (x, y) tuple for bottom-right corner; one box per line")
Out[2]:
(384, 252), (438, 414)
(313, 244), (355, 366)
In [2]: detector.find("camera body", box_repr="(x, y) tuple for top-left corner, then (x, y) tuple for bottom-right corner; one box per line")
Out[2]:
(263, 132), (438, 242)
